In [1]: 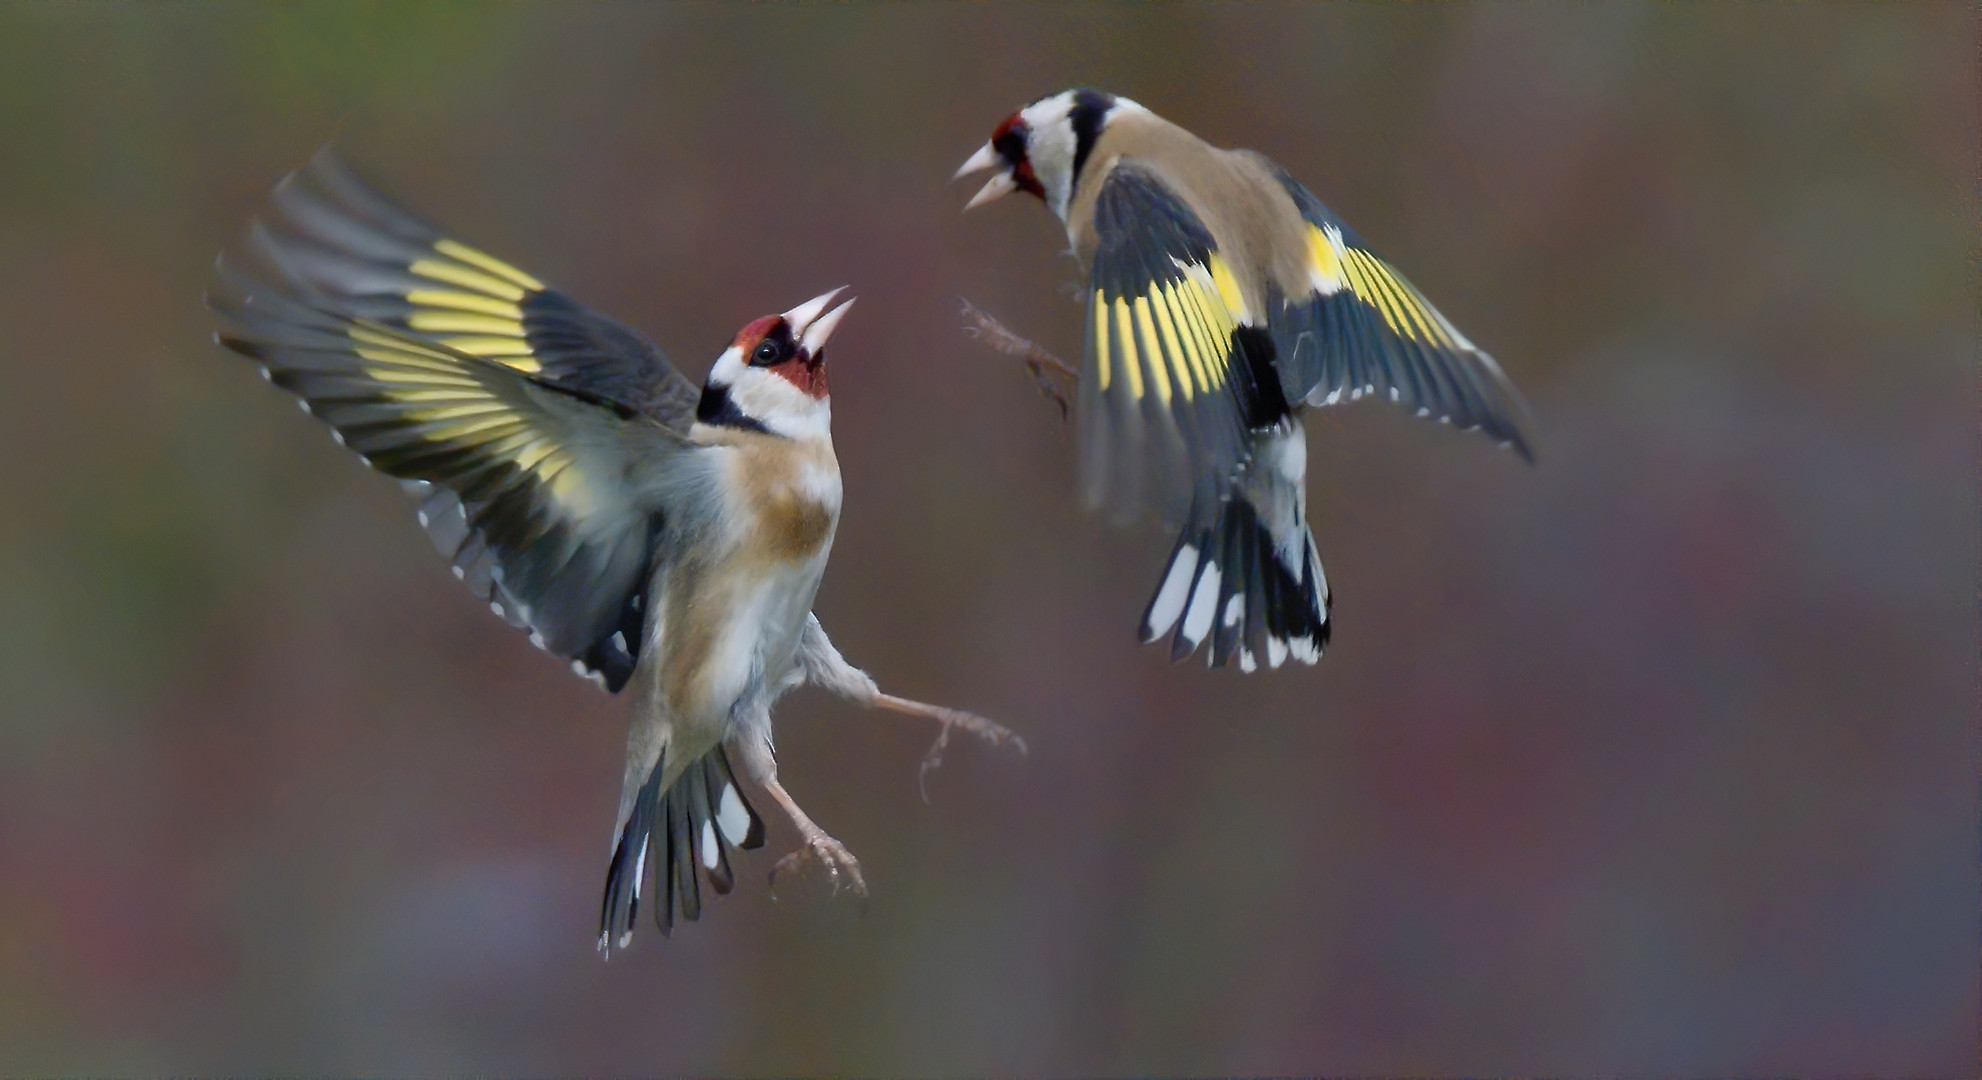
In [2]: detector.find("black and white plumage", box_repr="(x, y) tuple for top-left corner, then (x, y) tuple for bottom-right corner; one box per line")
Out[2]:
(958, 88), (1536, 671)
(212, 150), (1019, 951)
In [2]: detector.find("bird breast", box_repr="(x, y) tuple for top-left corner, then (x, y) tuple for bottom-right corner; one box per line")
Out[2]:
(645, 434), (842, 735)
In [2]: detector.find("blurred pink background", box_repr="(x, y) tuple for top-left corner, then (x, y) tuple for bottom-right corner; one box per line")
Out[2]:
(0, 4), (1972, 1074)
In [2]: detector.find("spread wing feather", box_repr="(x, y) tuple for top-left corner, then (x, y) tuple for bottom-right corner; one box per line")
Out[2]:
(257, 148), (702, 431)
(1265, 165), (1535, 460)
(211, 271), (681, 693)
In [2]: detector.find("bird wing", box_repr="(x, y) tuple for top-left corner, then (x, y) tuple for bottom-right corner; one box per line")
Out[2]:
(1081, 164), (1290, 528)
(212, 274), (684, 694)
(1264, 164), (1535, 460)
(251, 148), (703, 431)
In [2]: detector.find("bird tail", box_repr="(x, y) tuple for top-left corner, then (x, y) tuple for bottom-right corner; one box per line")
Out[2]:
(599, 745), (764, 953)
(1138, 443), (1330, 671)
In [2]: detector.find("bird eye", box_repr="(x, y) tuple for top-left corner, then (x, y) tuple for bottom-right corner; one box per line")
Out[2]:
(752, 341), (780, 364)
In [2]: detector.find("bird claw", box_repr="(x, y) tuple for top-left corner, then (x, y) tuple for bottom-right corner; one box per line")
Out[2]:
(958, 298), (1077, 422)
(769, 833), (868, 902)
(918, 706), (1029, 803)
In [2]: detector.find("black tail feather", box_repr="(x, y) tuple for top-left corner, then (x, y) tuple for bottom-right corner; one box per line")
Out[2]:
(1140, 494), (1330, 671)
(598, 746), (764, 955)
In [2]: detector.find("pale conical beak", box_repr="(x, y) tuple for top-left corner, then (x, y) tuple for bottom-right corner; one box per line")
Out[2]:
(785, 287), (854, 358)
(963, 171), (1019, 211)
(955, 141), (1019, 211)
(953, 141), (1001, 180)
(782, 286), (846, 333)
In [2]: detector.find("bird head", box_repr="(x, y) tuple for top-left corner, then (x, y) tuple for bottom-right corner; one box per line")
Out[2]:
(697, 287), (853, 440)
(955, 88), (1144, 221)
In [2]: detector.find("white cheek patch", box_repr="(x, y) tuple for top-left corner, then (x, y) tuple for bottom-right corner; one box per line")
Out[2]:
(1019, 91), (1080, 218)
(726, 369), (832, 441)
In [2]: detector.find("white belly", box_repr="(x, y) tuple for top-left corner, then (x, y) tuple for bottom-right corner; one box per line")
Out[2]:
(697, 548), (830, 735)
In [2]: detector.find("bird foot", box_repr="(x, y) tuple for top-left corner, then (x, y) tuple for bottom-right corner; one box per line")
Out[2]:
(770, 831), (868, 902)
(959, 297), (1078, 420)
(916, 705), (1029, 803)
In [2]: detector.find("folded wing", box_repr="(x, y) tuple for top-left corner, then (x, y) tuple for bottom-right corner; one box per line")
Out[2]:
(1082, 165), (1290, 528)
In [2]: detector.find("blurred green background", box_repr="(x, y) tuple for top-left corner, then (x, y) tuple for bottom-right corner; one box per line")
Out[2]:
(0, 3), (1972, 1074)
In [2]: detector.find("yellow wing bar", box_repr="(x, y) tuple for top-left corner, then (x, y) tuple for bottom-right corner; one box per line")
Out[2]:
(1091, 254), (1240, 402)
(1306, 223), (1470, 351)
(344, 323), (597, 514)
(398, 237), (550, 371)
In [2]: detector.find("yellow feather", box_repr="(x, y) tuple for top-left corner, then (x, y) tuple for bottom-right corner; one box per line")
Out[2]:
(434, 238), (545, 291)
(408, 258), (527, 302)
(439, 335), (536, 355)
(1178, 282), (1230, 381)
(1206, 253), (1249, 324)
(1093, 294), (1111, 393)
(1147, 286), (1195, 400)
(1113, 297), (1144, 400)
(405, 290), (524, 319)
(406, 312), (526, 336)
(1306, 225), (1344, 294)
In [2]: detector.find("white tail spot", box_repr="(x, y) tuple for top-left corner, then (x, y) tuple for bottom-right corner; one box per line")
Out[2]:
(716, 783), (750, 846)
(1143, 543), (1198, 640)
(1181, 564), (1221, 646)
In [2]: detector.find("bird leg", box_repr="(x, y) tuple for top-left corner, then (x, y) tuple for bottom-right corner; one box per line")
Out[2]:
(731, 731), (867, 901)
(794, 615), (1027, 800)
(959, 297), (1078, 420)
(760, 775), (868, 901)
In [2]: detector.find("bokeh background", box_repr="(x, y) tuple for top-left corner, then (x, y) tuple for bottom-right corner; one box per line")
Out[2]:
(0, 3), (1972, 1075)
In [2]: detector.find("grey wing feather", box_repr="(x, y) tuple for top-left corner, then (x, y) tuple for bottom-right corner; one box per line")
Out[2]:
(1264, 164), (1536, 461)
(257, 147), (702, 431)
(210, 265), (687, 693)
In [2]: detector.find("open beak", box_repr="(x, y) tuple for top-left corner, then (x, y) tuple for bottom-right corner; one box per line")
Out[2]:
(784, 286), (855, 360)
(954, 142), (1017, 210)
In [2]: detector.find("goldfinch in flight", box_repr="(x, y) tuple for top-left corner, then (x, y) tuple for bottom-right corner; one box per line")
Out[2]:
(957, 89), (1536, 671)
(211, 151), (1021, 951)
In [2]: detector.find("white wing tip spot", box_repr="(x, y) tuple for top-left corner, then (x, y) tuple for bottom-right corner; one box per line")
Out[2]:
(451, 565), (466, 580)
(700, 820), (720, 870)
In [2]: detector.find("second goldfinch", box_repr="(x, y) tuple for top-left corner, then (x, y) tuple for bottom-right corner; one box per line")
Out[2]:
(957, 89), (1535, 671)
(212, 151), (1021, 951)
